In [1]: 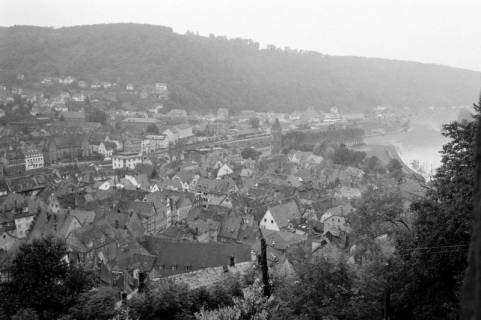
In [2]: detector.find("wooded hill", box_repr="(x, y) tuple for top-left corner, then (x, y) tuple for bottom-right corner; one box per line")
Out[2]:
(1, 23), (479, 112)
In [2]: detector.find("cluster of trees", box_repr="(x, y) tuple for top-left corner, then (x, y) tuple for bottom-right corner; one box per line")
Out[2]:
(241, 147), (261, 160)
(386, 107), (478, 319)
(146, 123), (160, 134)
(0, 96), (34, 124)
(1, 24), (479, 112)
(283, 128), (365, 155)
(125, 274), (251, 320)
(331, 144), (367, 167)
(0, 237), (97, 319)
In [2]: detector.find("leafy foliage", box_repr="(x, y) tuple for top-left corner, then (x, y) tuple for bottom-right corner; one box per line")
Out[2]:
(195, 279), (272, 320)
(388, 107), (479, 319)
(0, 237), (96, 320)
(146, 123), (160, 134)
(283, 128), (364, 155)
(351, 186), (406, 240)
(68, 287), (119, 320)
(364, 156), (386, 174)
(332, 144), (367, 167)
(241, 147), (261, 160)
(126, 275), (243, 320)
(387, 159), (405, 183)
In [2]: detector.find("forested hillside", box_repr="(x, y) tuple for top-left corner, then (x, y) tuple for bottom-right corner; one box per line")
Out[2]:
(0, 23), (479, 112)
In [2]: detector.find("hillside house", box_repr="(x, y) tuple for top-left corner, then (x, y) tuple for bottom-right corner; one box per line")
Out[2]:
(260, 201), (301, 232)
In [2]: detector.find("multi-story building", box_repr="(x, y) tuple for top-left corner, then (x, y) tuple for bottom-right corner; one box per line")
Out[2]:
(112, 152), (142, 170)
(141, 135), (169, 154)
(24, 149), (44, 171)
(43, 135), (90, 165)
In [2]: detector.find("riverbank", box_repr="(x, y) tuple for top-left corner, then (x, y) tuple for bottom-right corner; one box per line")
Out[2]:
(360, 123), (448, 179)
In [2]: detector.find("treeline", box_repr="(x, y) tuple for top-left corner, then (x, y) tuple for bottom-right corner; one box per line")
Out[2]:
(282, 127), (364, 153)
(0, 24), (480, 112)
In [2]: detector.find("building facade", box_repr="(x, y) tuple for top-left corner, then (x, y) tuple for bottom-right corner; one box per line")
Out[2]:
(25, 150), (44, 171)
(112, 152), (143, 170)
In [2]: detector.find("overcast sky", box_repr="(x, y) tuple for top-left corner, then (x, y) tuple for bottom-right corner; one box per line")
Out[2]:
(1, 0), (480, 71)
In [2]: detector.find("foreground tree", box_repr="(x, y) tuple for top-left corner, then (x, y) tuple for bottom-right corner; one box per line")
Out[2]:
(390, 104), (479, 319)
(195, 279), (272, 320)
(0, 237), (96, 319)
(68, 287), (119, 320)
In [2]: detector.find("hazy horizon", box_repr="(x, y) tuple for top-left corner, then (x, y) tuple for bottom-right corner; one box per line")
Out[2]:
(1, 0), (481, 72)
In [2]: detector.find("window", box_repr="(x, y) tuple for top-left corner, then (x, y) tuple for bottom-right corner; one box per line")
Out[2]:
(271, 220), (274, 224)
(264, 218), (267, 222)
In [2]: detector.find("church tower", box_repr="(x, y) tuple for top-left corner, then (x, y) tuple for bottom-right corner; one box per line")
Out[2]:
(271, 118), (282, 155)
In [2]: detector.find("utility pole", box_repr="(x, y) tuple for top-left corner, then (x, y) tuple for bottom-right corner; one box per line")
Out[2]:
(260, 236), (270, 297)
(384, 286), (391, 320)
(384, 259), (392, 320)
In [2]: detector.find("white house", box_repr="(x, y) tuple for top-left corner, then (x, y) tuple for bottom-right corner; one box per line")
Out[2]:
(150, 184), (160, 193)
(260, 201), (301, 231)
(287, 150), (323, 167)
(112, 152), (142, 170)
(24, 149), (44, 171)
(217, 163), (233, 178)
(97, 142), (115, 159)
(162, 125), (193, 144)
(323, 215), (349, 236)
(14, 209), (36, 238)
(98, 179), (116, 191)
(162, 128), (178, 144)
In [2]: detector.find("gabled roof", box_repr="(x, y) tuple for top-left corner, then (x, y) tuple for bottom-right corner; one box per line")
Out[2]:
(69, 209), (96, 225)
(117, 200), (157, 218)
(140, 237), (252, 270)
(267, 201), (301, 229)
(49, 135), (86, 149)
(196, 177), (237, 195)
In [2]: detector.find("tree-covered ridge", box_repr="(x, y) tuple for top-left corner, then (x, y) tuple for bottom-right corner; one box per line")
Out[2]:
(0, 23), (479, 112)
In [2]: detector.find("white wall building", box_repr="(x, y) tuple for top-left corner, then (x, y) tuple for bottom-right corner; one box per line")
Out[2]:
(24, 150), (44, 171)
(112, 152), (142, 170)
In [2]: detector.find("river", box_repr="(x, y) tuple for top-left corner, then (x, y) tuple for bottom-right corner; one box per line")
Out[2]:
(364, 119), (454, 178)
